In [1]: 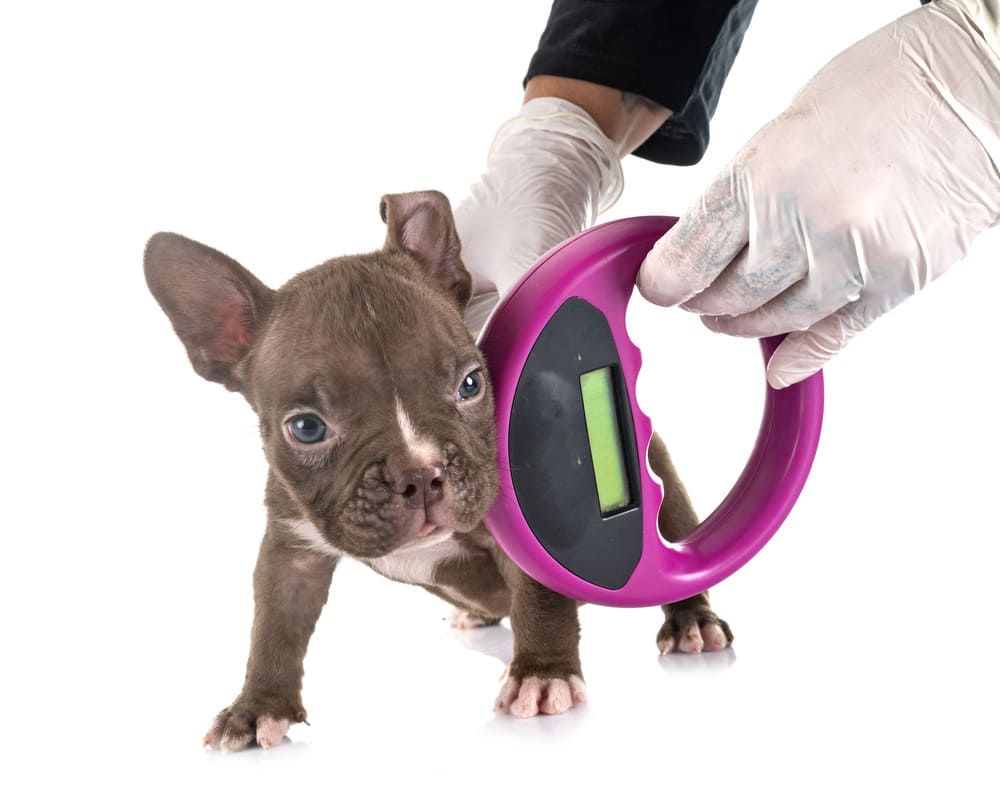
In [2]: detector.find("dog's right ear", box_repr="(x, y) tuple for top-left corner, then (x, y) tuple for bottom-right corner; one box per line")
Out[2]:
(380, 191), (472, 309)
(143, 232), (273, 391)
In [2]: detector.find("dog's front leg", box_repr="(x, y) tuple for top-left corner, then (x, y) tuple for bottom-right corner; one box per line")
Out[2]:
(203, 522), (337, 751)
(493, 562), (587, 717)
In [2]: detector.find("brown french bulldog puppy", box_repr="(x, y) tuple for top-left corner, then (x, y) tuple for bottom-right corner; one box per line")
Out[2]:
(144, 191), (732, 751)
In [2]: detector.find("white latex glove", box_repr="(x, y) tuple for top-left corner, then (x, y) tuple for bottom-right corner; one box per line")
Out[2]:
(637, 0), (1000, 388)
(455, 97), (623, 336)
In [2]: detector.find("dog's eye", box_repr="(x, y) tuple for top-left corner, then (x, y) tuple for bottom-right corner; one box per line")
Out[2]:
(457, 369), (483, 402)
(287, 414), (329, 444)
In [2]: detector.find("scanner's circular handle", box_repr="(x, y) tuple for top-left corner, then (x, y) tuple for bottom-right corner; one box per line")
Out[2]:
(480, 216), (824, 606)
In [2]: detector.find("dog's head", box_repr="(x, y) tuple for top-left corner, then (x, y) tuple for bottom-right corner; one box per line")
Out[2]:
(144, 191), (498, 558)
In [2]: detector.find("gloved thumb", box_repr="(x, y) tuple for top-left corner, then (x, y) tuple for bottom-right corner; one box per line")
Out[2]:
(636, 165), (749, 307)
(762, 299), (881, 388)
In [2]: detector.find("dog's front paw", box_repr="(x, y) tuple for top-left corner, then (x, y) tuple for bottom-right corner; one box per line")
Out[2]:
(202, 693), (307, 751)
(494, 669), (587, 718)
(658, 597), (733, 654)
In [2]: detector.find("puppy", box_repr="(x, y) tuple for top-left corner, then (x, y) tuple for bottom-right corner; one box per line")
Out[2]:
(144, 191), (732, 750)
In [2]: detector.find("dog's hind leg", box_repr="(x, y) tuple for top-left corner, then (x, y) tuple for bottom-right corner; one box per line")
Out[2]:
(648, 432), (733, 654)
(427, 529), (512, 628)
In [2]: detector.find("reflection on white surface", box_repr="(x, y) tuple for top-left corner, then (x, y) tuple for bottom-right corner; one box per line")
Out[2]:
(449, 622), (513, 665)
(658, 644), (738, 673)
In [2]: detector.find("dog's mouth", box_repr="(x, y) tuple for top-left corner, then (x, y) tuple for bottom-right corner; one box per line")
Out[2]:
(417, 520), (438, 538)
(398, 520), (452, 551)
(399, 500), (475, 545)
(315, 446), (497, 558)
(400, 504), (447, 541)
(322, 487), (479, 558)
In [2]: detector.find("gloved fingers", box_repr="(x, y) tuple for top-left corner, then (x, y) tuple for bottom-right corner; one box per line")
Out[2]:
(681, 232), (814, 317)
(678, 244), (753, 314)
(762, 298), (885, 388)
(698, 266), (864, 338)
(636, 162), (749, 307)
(682, 183), (861, 318)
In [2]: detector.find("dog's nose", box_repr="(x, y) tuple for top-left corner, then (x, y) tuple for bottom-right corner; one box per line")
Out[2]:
(392, 466), (445, 507)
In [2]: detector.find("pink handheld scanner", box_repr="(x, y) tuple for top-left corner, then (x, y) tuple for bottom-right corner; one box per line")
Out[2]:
(478, 216), (824, 607)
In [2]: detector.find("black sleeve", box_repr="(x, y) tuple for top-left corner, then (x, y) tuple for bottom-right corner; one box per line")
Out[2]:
(525, 0), (760, 165)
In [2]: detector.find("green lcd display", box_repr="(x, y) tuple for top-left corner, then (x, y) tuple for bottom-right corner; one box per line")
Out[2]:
(579, 367), (633, 516)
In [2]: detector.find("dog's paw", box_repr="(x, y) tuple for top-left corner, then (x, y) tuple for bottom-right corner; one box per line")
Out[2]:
(448, 607), (502, 630)
(202, 694), (307, 751)
(657, 603), (733, 654)
(494, 671), (587, 718)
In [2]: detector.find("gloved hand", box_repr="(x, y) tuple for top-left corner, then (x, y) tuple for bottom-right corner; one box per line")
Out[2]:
(637, 0), (1000, 388)
(454, 97), (623, 336)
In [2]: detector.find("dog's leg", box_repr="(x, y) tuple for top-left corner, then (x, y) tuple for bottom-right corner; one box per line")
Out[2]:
(447, 608), (503, 629)
(649, 432), (734, 654)
(203, 521), (337, 751)
(491, 558), (586, 717)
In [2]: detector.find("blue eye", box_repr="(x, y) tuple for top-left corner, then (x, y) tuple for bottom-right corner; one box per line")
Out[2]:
(457, 370), (483, 401)
(288, 414), (329, 444)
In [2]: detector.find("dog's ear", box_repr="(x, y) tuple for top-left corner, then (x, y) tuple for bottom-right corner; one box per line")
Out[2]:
(380, 190), (472, 308)
(144, 232), (273, 391)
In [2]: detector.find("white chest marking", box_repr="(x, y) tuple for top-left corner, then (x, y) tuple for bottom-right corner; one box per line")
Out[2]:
(395, 395), (441, 465)
(367, 530), (466, 585)
(284, 517), (465, 586)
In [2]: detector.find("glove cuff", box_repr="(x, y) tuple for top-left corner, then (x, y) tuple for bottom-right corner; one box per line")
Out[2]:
(943, 0), (1000, 58)
(487, 97), (625, 215)
(457, 98), (625, 335)
(912, 1), (1000, 191)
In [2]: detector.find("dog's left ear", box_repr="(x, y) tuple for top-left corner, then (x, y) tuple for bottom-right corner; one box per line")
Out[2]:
(380, 190), (472, 308)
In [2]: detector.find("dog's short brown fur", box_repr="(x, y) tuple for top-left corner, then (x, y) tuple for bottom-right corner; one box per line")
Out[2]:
(144, 191), (731, 750)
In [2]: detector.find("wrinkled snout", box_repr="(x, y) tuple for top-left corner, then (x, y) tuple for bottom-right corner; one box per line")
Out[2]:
(331, 393), (498, 557)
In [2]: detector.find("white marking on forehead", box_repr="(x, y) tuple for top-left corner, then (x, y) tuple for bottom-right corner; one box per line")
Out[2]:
(395, 395), (441, 465)
(283, 518), (341, 560)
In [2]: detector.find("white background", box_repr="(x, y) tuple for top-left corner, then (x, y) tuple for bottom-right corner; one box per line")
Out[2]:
(3, 1), (999, 789)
